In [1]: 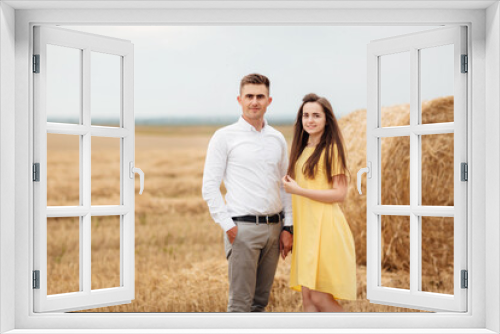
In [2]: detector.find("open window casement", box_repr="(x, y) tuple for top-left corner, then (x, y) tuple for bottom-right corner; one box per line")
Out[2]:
(362, 26), (467, 312)
(33, 26), (141, 312)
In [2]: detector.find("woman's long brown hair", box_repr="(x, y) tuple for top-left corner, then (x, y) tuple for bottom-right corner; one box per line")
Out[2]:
(287, 93), (348, 184)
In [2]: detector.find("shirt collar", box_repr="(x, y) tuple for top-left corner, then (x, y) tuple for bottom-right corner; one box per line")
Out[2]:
(238, 116), (268, 132)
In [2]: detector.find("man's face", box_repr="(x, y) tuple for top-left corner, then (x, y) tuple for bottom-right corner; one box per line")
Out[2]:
(237, 84), (272, 122)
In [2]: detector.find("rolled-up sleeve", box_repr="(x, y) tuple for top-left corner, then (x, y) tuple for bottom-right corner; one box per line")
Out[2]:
(202, 131), (235, 232)
(279, 138), (293, 227)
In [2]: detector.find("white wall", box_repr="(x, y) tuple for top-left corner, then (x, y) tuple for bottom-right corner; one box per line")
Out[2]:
(0, 2), (16, 333)
(6, 5), (492, 332)
(486, 2), (500, 333)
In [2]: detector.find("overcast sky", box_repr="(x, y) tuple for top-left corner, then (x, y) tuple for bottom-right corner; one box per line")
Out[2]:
(51, 25), (453, 124)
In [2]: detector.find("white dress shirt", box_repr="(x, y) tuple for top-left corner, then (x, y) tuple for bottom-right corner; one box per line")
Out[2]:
(202, 117), (293, 232)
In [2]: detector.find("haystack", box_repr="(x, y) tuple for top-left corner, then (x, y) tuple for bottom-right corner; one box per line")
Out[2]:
(340, 96), (454, 278)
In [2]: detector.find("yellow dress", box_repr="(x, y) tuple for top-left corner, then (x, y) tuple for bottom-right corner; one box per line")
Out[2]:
(289, 146), (357, 300)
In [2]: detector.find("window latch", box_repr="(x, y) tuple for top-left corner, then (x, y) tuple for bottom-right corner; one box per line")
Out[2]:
(129, 161), (144, 195)
(357, 162), (372, 195)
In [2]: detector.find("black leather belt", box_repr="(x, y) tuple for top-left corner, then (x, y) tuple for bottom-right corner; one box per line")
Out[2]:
(232, 212), (283, 224)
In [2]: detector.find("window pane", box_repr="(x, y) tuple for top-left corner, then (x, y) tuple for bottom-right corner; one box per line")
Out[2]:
(420, 45), (454, 124)
(421, 133), (454, 206)
(91, 137), (121, 205)
(380, 51), (410, 127)
(47, 133), (80, 206)
(421, 216), (454, 294)
(46, 44), (81, 124)
(91, 52), (121, 127)
(91, 216), (121, 290)
(381, 136), (410, 205)
(47, 217), (80, 295)
(381, 215), (410, 290)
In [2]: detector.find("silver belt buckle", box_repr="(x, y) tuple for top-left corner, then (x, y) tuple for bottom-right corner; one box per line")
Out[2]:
(256, 215), (259, 225)
(266, 215), (269, 225)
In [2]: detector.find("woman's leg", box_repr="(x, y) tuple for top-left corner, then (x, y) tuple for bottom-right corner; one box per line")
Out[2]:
(301, 286), (319, 312)
(309, 289), (345, 312)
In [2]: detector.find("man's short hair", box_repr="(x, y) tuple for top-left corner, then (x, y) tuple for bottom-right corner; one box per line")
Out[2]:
(240, 73), (270, 94)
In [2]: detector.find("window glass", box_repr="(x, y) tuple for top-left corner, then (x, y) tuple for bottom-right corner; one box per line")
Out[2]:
(420, 45), (454, 124)
(91, 137), (121, 205)
(421, 216), (454, 294)
(91, 51), (121, 127)
(380, 52), (410, 127)
(381, 215), (410, 290)
(421, 133), (454, 206)
(381, 136), (410, 205)
(47, 217), (80, 295)
(91, 215), (121, 290)
(46, 44), (82, 124)
(47, 134), (80, 206)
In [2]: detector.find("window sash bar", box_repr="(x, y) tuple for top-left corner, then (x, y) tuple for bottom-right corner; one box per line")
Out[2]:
(372, 122), (454, 138)
(47, 206), (88, 217)
(409, 46), (420, 295)
(46, 205), (130, 217)
(47, 122), (130, 137)
(372, 205), (454, 217)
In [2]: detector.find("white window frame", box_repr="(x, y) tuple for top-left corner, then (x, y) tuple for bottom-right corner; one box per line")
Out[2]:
(366, 26), (468, 312)
(1, 1), (498, 333)
(33, 26), (136, 313)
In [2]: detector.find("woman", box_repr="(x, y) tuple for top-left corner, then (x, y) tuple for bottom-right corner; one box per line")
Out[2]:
(282, 93), (356, 312)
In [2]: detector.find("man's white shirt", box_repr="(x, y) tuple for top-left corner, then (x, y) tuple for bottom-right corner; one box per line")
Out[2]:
(202, 117), (293, 232)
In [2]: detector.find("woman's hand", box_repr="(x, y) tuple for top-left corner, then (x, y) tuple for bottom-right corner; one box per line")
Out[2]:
(282, 175), (302, 195)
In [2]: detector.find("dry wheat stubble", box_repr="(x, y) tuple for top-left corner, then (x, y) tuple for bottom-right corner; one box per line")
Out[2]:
(46, 97), (454, 312)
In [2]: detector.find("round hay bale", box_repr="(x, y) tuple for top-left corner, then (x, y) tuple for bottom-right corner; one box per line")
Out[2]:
(340, 96), (454, 276)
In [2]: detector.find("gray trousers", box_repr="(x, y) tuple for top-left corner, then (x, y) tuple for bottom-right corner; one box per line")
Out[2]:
(224, 220), (282, 312)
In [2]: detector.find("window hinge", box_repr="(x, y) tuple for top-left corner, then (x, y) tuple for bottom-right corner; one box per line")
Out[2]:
(33, 163), (40, 182)
(461, 270), (468, 289)
(461, 54), (468, 73)
(33, 270), (40, 289)
(33, 54), (40, 73)
(461, 162), (468, 181)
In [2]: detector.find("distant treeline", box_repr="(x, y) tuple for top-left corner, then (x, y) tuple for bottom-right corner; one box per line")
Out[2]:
(135, 116), (296, 126)
(47, 116), (297, 126)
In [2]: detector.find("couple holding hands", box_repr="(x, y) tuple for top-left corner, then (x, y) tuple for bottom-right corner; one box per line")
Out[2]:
(202, 73), (356, 313)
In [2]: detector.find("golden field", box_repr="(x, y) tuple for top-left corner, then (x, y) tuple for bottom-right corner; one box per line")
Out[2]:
(46, 96), (455, 312)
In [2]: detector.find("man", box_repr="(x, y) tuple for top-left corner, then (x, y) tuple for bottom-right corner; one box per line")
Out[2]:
(202, 73), (293, 312)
